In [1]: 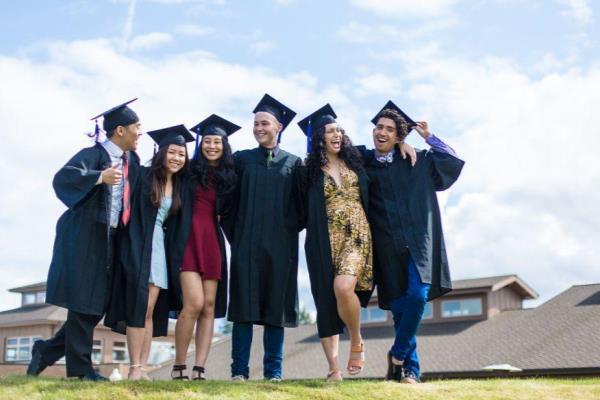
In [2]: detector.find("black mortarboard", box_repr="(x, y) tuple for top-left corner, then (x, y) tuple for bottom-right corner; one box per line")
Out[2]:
(190, 114), (241, 159)
(91, 98), (140, 135)
(297, 104), (338, 154)
(252, 93), (297, 141)
(147, 124), (194, 153)
(371, 100), (416, 133)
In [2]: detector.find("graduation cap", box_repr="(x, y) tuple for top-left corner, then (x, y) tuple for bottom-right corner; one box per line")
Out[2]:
(297, 104), (338, 154)
(189, 114), (241, 159)
(147, 124), (194, 154)
(371, 100), (416, 134)
(252, 93), (297, 142)
(90, 98), (139, 142)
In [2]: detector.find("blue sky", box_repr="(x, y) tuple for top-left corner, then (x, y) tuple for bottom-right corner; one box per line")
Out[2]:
(1, 0), (599, 314)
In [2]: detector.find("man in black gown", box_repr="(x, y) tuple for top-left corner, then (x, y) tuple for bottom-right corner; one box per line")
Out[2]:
(361, 101), (464, 383)
(27, 99), (141, 380)
(225, 94), (302, 381)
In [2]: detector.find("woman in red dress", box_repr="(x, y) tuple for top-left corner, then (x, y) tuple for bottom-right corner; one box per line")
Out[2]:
(171, 114), (240, 380)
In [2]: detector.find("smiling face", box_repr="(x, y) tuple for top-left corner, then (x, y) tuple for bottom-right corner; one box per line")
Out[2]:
(372, 117), (399, 154)
(253, 111), (281, 148)
(323, 123), (342, 156)
(201, 134), (224, 166)
(163, 144), (187, 174)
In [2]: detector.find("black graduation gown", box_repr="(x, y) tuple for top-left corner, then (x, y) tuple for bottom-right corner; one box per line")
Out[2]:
(46, 143), (140, 316)
(104, 167), (182, 337)
(166, 175), (230, 319)
(301, 168), (373, 338)
(358, 146), (464, 309)
(224, 147), (302, 328)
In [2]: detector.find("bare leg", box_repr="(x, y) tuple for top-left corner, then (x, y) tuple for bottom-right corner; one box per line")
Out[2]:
(126, 284), (160, 380)
(194, 279), (218, 372)
(320, 335), (342, 380)
(333, 275), (364, 373)
(174, 272), (204, 365)
(139, 285), (161, 378)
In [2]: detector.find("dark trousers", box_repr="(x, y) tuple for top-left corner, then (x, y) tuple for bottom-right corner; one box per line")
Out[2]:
(390, 254), (431, 378)
(37, 311), (103, 377)
(231, 322), (284, 379)
(38, 226), (116, 377)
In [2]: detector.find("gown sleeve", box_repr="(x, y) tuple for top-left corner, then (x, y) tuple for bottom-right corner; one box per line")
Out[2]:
(424, 136), (465, 191)
(52, 148), (104, 209)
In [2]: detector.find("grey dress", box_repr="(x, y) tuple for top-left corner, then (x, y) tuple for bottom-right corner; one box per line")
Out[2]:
(149, 197), (172, 289)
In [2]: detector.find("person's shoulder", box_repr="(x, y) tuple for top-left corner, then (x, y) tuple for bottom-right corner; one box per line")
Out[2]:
(279, 148), (302, 163)
(234, 148), (258, 160)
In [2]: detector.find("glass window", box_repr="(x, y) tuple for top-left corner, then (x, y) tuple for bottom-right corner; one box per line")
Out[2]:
(422, 303), (433, 319)
(442, 298), (482, 318)
(112, 341), (128, 363)
(4, 336), (42, 362)
(92, 340), (102, 364)
(36, 291), (46, 303)
(23, 293), (36, 305)
(147, 341), (175, 366)
(360, 306), (388, 323)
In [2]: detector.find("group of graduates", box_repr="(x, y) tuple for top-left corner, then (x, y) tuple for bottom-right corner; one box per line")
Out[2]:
(26, 93), (464, 384)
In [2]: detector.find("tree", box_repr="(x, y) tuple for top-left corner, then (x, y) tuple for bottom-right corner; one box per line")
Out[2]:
(298, 306), (314, 325)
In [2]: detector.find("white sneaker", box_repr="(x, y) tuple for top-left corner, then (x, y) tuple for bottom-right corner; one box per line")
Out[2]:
(267, 377), (281, 383)
(231, 375), (247, 381)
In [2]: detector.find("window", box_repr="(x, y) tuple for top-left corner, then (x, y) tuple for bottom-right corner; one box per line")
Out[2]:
(147, 341), (176, 366)
(36, 291), (46, 303)
(23, 293), (36, 305)
(112, 341), (128, 363)
(360, 306), (387, 323)
(92, 340), (102, 364)
(5, 336), (42, 362)
(441, 298), (482, 318)
(422, 302), (433, 319)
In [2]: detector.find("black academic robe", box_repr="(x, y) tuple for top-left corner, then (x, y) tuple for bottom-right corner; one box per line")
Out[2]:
(224, 147), (302, 328)
(167, 175), (230, 319)
(46, 143), (140, 316)
(359, 146), (464, 309)
(301, 168), (373, 338)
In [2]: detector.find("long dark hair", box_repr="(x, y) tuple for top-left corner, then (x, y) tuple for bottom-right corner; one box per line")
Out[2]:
(191, 135), (236, 195)
(149, 144), (189, 215)
(304, 124), (364, 186)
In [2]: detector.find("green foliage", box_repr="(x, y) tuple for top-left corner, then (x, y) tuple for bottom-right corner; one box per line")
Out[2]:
(298, 306), (314, 325)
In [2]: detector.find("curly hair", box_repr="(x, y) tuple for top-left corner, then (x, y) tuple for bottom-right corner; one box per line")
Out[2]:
(190, 135), (237, 196)
(304, 124), (364, 186)
(375, 109), (410, 142)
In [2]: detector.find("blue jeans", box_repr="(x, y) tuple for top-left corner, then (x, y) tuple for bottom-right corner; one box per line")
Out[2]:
(390, 255), (431, 378)
(231, 322), (284, 379)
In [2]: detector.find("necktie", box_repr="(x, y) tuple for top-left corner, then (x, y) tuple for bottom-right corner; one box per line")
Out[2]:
(121, 153), (131, 226)
(266, 149), (273, 166)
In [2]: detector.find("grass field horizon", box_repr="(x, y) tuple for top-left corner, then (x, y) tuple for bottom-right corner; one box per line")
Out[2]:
(1, 376), (599, 399)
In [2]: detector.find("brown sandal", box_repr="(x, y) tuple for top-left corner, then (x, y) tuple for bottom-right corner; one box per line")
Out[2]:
(326, 368), (343, 382)
(347, 341), (365, 375)
(171, 364), (189, 380)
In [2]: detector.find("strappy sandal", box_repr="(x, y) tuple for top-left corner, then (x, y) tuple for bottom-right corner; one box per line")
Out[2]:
(171, 364), (189, 380)
(128, 364), (143, 380)
(192, 366), (206, 381)
(326, 368), (343, 382)
(347, 341), (365, 375)
(140, 367), (152, 381)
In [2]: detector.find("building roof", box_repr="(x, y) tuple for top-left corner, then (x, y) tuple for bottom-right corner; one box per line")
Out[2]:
(451, 274), (538, 299)
(8, 282), (47, 294)
(0, 304), (67, 327)
(150, 283), (600, 380)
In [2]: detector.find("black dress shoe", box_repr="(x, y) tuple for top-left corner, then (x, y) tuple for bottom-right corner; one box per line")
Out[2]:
(385, 352), (404, 382)
(81, 371), (109, 382)
(26, 340), (48, 376)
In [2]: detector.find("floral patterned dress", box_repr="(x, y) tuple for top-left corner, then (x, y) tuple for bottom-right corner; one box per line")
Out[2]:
(324, 164), (373, 291)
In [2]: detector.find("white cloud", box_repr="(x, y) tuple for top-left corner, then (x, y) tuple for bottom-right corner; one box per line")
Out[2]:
(354, 73), (402, 96)
(392, 47), (600, 305)
(120, 0), (137, 51)
(351, 0), (462, 18)
(336, 18), (458, 44)
(556, 0), (593, 24)
(175, 24), (215, 36)
(250, 40), (276, 56)
(128, 32), (173, 51)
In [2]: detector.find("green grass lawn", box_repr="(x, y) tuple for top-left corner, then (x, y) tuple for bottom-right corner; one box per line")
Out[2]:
(1, 376), (599, 400)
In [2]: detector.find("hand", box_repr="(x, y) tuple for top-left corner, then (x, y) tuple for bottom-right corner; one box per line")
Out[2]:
(101, 164), (122, 185)
(414, 121), (431, 140)
(399, 142), (417, 167)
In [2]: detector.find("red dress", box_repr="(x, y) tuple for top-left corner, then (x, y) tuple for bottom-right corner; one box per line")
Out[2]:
(180, 183), (222, 280)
